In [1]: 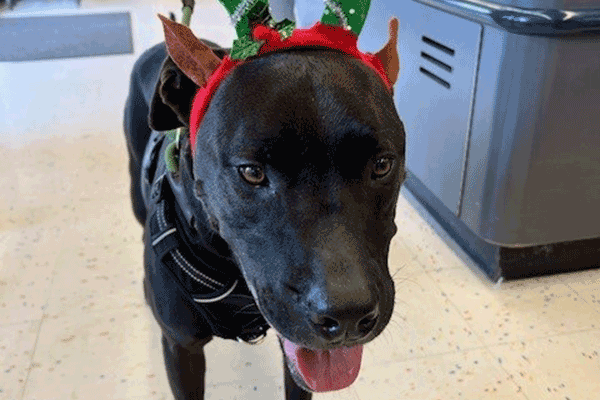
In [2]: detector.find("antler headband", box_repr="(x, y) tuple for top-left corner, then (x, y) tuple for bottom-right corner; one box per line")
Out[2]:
(218, 0), (372, 59)
(159, 0), (399, 155)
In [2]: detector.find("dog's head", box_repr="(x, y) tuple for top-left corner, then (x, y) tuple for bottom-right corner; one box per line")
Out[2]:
(150, 14), (405, 393)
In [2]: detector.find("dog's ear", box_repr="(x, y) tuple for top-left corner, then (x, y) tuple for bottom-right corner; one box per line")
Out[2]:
(148, 15), (222, 131)
(158, 14), (222, 87)
(374, 18), (400, 86)
(149, 56), (198, 130)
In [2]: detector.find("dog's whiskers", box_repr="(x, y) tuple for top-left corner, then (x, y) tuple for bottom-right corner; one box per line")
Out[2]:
(390, 264), (422, 289)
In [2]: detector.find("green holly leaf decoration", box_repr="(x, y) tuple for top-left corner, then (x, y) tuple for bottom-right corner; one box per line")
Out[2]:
(230, 18), (296, 60)
(274, 18), (295, 40)
(231, 36), (264, 60)
(218, 1), (297, 60)
(230, 0), (271, 38)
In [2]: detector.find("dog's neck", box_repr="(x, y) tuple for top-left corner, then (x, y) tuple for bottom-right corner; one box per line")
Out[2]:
(166, 137), (235, 262)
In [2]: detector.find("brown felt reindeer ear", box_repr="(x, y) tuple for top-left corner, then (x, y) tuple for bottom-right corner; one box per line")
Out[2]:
(374, 18), (400, 86)
(148, 15), (224, 131)
(158, 14), (222, 87)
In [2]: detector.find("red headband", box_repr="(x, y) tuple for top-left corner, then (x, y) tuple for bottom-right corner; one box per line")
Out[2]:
(189, 22), (392, 153)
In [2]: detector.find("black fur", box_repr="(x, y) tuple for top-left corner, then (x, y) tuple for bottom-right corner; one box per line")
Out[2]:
(124, 42), (405, 399)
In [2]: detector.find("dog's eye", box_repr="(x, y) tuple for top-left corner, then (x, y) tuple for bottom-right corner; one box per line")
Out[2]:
(372, 157), (393, 178)
(239, 165), (266, 185)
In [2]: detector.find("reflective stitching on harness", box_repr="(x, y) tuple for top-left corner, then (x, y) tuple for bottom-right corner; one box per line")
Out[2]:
(152, 227), (177, 246)
(241, 315), (263, 327)
(171, 250), (218, 290)
(173, 248), (224, 288)
(158, 201), (167, 231)
(143, 134), (270, 342)
(234, 301), (260, 315)
(194, 280), (239, 304)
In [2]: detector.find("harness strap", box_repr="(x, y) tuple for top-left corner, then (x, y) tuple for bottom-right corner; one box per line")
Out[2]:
(149, 174), (231, 294)
(149, 177), (179, 260)
(144, 138), (269, 342)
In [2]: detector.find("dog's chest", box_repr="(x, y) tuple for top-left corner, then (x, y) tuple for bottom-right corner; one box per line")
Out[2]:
(142, 132), (270, 342)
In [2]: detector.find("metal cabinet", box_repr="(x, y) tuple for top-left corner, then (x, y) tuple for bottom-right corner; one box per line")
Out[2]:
(362, 0), (600, 280)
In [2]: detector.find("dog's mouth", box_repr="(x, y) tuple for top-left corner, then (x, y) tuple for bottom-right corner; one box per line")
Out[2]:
(278, 334), (363, 392)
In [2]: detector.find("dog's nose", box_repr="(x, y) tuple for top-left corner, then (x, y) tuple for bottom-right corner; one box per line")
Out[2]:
(310, 303), (379, 342)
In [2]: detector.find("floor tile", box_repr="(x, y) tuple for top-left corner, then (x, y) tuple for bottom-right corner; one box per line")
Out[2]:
(44, 241), (145, 320)
(487, 330), (600, 400)
(367, 272), (484, 361)
(319, 347), (526, 400)
(0, 320), (41, 399)
(395, 192), (469, 272)
(205, 380), (283, 400)
(0, 251), (55, 325)
(23, 307), (162, 400)
(58, 197), (143, 247)
(204, 334), (283, 386)
(556, 269), (600, 313)
(388, 232), (423, 279)
(561, 268), (600, 292)
(430, 266), (600, 346)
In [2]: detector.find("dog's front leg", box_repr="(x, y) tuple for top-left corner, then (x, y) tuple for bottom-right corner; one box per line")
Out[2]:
(161, 334), (212, 400)
(284, 358), (312, 400)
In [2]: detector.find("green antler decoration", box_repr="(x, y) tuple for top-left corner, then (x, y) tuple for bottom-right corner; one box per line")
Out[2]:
(219, 0), (295, 59)
(218, 0), (371, 60)
(321, 0), (371, 35)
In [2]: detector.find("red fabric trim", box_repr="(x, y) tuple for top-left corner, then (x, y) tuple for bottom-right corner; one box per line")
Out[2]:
(189, 57), (241, 154)
(189, 23), (391, 154)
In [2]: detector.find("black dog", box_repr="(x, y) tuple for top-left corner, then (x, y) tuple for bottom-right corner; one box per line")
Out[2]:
(123, 16), (405, 400)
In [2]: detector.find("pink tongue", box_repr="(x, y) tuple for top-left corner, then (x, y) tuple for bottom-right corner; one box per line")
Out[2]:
(282, 338), (363, 392)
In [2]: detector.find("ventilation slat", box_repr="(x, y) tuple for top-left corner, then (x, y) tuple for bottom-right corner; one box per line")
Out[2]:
(422, 36), (455, 56)
(421, 52), (452, 72)
(419, 67), (451, 89)
(419, 36), (454, 89)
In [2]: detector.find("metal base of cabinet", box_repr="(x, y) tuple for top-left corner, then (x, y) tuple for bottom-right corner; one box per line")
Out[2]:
(404, 170), (600, 283)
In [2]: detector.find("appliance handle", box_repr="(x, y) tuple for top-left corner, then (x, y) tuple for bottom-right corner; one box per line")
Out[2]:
(414, 0), (600, 36)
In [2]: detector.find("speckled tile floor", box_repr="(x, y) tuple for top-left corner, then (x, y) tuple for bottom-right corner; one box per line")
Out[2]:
(2, 1), (600, 399)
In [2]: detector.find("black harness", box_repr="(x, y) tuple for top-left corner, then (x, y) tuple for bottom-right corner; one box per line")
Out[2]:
(142, 132), (269, 343)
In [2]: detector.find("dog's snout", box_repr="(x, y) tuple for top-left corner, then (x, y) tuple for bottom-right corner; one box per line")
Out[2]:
(310, 300), (380, 343)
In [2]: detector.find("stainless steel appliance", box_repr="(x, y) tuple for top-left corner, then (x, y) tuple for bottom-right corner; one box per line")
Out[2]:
(362, 0), (600, 281)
